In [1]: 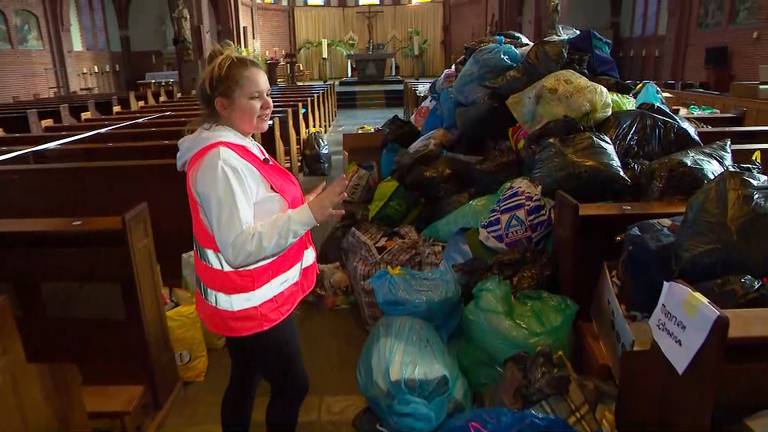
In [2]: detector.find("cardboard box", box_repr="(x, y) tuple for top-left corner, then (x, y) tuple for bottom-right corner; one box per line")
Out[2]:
(342, 130), (384, 167)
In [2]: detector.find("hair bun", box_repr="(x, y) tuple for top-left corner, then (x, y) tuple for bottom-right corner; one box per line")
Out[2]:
(206, 40), (238, 66)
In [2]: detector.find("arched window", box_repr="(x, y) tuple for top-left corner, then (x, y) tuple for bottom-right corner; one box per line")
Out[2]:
(14, 9), (44, 50)
(359, 0), (381, 5)
(69, 0), (84, 50)
(0, 11), (11, 49)
(307, 0), (326, 5)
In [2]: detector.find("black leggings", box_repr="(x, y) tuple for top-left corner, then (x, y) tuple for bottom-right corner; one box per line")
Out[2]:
(221, 315), (309, 432)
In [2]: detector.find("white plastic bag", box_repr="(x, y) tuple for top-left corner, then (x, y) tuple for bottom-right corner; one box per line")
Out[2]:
(506, 69), (612, 132)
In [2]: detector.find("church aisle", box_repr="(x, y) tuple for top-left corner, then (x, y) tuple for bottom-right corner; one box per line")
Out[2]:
(159, 107), (402, 432)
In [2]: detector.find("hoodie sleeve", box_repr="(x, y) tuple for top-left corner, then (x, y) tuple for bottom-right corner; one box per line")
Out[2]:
(191, 146), (317, 269)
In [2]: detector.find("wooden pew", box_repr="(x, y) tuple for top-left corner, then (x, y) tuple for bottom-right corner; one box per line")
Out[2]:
(0, 296), (90, 432)
(555, 192), (768, 430)
(0, 160), (188, 286)
(682, 113), (744, 127)
(0, 127), (187, 147)
(667, 89), (768, 126)
(0, 204), (180, 418)
(0, 141), (179, 165)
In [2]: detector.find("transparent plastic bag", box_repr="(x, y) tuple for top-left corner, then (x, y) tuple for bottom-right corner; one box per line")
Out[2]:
(357, 316), (471, 432)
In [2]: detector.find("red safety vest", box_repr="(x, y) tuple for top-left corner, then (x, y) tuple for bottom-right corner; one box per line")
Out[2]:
(185, 141), (317, 337)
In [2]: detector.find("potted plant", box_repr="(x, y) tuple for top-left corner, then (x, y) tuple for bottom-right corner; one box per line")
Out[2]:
(397, 28), (428, 79)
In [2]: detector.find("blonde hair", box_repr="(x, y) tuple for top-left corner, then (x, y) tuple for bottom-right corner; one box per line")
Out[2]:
(190, 41), (264, 130)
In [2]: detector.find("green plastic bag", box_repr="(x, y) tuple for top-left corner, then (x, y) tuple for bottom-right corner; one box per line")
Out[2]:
(609, 92), (635, 112)
(460, 277), (577, 388)
(422, 180), (515, 242)
(369, 177), (415, 227)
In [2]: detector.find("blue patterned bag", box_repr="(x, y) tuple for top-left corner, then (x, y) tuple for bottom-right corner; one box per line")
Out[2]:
(479, 178), (554, 252)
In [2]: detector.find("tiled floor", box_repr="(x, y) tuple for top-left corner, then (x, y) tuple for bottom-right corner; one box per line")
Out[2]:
(158, 108), (402, 432)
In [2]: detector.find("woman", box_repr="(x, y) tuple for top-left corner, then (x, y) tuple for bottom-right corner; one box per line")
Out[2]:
(177, 43), (347, 432)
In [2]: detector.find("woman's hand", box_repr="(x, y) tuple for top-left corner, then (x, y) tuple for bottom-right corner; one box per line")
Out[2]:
(305, 176), (347, 224)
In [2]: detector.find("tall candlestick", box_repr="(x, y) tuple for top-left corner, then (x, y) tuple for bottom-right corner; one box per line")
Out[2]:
(321, 39), (328, 59)
(413, 35), (420, 56)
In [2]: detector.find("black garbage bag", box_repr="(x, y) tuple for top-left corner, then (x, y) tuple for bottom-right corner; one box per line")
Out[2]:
(591, 76), (635, 94)
(302, 131), (332, 176)
(695, 275), (768, 309)
(394, 140), (444, 177)
(453, 100), (517, 156)
(489, 40), (568, 99)
(495, 31), (533, 48)
(618, 217), (682, 315)
(636, 102), (699, 141)
(380, 115), (421, 148)
(597, 109), (702, 162)
(729, 160), (764, 174)
(529, 132), (631, 202)
(643, 140), (732, 200)
(397, 155), (474, 201)
(465, 148), (524, 196)
(563, 51), (591, 77)
(674, 171), (768, 282)
(418, 191), (474, 228)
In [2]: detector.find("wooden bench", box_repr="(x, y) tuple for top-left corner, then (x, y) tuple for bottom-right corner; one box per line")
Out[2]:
(667, 89), (768, 126)
(0, 204), (180, 423)
(403, 80), (432, 119)
(0, 161), (188, 285)
(554, 192), (768, 430)
(0, 296), (90, 432)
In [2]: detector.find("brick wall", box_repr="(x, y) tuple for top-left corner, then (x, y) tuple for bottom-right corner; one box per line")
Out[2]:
(256, 3), (290, 55)
(66, 51), (125, 94)
(239, 0), (254, 49)
(684, 0), (768, 83)
(0, 0), (55, 102)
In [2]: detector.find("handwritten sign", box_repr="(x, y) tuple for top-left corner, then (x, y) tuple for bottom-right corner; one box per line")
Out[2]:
(650, 281), (719, 375)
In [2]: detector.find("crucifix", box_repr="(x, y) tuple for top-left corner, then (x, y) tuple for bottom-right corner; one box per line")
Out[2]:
(357, 6), (383, 53)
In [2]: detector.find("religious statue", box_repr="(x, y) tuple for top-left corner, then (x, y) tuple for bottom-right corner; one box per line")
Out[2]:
(173, 0), (193, 60)
(547, 0), (561, 37)
(357, 6), (383, 53)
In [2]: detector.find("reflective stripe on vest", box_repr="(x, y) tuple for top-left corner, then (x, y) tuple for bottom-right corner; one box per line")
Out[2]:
(196, 245), (316, 311)
(193, 238), (282, 271)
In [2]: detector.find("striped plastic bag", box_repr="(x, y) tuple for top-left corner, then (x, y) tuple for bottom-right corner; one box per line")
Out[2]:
(478, 178), (554, 252)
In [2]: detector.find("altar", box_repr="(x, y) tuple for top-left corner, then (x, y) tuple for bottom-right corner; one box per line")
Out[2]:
(347, 52), (395, 82)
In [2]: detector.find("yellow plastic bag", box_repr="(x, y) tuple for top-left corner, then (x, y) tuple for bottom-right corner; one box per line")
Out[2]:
(166, 304), (208, 382)
(171, 287), (226, 350)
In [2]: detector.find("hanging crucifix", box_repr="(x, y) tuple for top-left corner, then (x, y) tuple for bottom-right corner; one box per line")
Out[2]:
(357, 5), (383, 53)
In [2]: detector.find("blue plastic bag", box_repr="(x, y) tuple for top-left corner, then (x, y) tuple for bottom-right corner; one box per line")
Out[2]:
(442, 231), (474, 268)
(381, 142), (402, 178)
(454, 42), (522, 106)
(357, 316), (472, 432)
(423, 88), (459, 135)
(633, 81), (669, 111)
(567, 29), (619, 79)
(439, 408), (574, 432)
(369, 263), (462, 339)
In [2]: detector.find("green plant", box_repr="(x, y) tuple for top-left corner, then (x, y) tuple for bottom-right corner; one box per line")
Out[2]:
(234, 44), (267, 68)
(398, 28), (428, 58)
(298, 35), (358, 56)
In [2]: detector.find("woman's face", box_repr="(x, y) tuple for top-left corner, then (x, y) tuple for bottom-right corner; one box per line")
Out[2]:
(216, 67), (273, 135)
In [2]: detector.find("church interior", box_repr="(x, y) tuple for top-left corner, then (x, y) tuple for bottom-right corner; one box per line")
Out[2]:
(1, 0), (768, 431)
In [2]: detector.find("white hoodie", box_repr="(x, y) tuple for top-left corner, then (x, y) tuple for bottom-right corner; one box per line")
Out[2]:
(177, 124), (316, 269)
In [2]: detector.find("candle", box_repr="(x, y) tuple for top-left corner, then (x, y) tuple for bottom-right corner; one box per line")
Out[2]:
(93, 65), (99, 73)
(82, 67), (88, 74)
(114, 64), (120, 72)
(413, 35), (420, 56)
(105, 64), (110, 72)
(321, 39), (328, 59)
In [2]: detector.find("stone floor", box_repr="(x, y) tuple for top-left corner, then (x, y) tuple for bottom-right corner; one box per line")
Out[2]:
(158, 107), (403, 432)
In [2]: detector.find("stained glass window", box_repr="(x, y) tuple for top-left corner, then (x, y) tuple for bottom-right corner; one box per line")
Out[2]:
(0, 11), (11, 49)
(698, 0), (724, 30)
